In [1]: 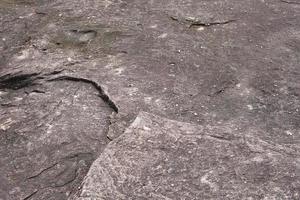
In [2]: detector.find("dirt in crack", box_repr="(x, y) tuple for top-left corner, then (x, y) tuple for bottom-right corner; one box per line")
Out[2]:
(0, 72), (116, 200)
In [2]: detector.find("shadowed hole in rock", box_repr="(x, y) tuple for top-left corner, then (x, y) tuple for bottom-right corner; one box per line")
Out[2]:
(0, 73), (42, 90)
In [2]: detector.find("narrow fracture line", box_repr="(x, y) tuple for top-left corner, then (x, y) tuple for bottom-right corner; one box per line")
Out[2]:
(27, 163), (58, 180)
(47, 76), (119, 113)
(189, 19), (236, 28)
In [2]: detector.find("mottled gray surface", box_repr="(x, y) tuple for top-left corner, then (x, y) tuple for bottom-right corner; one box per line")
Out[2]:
(0, 0), (300, 199)
(74, 112), (300, 200)
(0, 74), (114, 200)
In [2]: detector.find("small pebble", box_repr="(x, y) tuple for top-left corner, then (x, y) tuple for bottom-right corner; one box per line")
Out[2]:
(285, 131), (293, 136)
(247, 105), (253, 110)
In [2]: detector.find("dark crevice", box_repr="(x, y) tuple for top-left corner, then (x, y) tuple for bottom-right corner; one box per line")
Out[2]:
(106, 135), (113, 141)
(170, 16), (180, 22)
(35, 11), (47, 15)
(169, 15), (236, 28)
(44, 69), (65, 76)
(0, 73), (42, 90)
(27, 163), (58, 180)
(1, 103), (18, 107)
(209, 85), (235, 96)
(69, 29), (97, 35)
(211, 88), (227, 96)
(189, 20), (236, 28)
(25, 89), (46, 95)
(22, 190), (38, 200)
(48, 76), (118, 113)
(0, 72), (119, 113)
(206, 134), (233, 142)
(280, 0), (300, 5)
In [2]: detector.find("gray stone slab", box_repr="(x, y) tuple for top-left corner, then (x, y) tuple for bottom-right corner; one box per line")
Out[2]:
(1, 0), (300, 199)
(74, 112), (300, 200)
(0, 75), (114, 200)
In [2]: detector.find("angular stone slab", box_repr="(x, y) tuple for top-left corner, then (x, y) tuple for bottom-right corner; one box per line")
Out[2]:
(74, 112), (300, 200)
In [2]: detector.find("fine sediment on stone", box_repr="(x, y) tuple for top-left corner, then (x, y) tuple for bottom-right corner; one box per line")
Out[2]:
(73, 112), (300, 200)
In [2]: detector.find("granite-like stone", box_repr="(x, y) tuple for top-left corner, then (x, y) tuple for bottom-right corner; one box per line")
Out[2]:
(1, 0), (300, 199)
(74, 112), (300, 200)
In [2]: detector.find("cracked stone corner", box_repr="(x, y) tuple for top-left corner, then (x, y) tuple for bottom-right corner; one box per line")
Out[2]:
(106, 111), (133, 141)
(45, 74), (124, 141)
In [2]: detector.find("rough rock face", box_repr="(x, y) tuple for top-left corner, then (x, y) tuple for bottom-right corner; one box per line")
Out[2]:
(74, 112), (300, 200)
(1, 0), (300, 199)
(0, 73), (114, 200)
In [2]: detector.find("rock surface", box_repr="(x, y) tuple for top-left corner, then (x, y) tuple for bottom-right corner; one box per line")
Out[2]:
(0, 73), (115, 200)
(0, 0), (300, 199)
(74, 112), (300, 200)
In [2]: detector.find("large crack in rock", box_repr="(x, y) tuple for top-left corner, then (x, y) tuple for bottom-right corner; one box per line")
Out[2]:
(0, 73), (116, 200)
(48, 76), (118, 113)
(73, 112), (300, 200)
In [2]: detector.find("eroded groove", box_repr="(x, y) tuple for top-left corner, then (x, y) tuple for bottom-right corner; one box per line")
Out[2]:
(280, 0), (300, 5)
(47, 76), (118, 113)
(189, 20), (236, 28)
